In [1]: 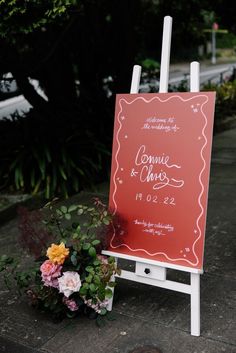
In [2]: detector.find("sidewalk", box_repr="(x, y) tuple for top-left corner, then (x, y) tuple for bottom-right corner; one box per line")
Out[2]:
(0, 126), (236, 353)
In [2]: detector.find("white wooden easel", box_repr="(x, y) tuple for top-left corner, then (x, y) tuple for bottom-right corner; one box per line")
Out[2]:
(103, 16), (202, 336)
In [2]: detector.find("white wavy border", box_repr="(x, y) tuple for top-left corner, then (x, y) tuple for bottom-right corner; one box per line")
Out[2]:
(110, 94), (209, 267)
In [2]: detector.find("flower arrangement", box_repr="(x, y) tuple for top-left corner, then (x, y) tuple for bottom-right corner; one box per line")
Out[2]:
(0, 198), (120, 321)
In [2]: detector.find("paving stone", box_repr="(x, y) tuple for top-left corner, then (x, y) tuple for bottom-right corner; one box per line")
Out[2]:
(204, 225), (236, 277)
(0, 219), (20, 256)
(113, 278), (189, 326)
(0, 335), (40, 353)
(0, 295), (69, 349)
(107, 321), (236, 353)
(42, 313), (142, 353)
(169, 275), (236, 345)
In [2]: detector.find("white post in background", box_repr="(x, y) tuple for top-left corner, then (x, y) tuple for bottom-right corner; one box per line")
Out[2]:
(212, 29), (216, 64)
(159, 16), (172, 93)
(190, 60), (200, 336)
(190, 61), (200, 92)
(130, 65), (142, 94)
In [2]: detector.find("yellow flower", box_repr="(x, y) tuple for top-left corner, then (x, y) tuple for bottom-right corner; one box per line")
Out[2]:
(46, 242), (69, 265)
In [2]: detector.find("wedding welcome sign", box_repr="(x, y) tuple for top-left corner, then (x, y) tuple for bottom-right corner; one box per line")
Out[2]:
(108, 92), (215, 270)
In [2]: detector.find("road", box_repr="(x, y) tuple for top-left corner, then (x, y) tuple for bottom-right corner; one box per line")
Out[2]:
(0, 62), (236, 120)
(0, 95), (32, 120)
(168, 62), (235, 86)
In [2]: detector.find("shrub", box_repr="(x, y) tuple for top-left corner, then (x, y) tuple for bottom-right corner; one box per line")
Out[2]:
(0, 109), (110, 198)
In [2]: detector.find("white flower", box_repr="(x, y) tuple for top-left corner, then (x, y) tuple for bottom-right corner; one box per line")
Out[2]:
(58, 271), (81, 298)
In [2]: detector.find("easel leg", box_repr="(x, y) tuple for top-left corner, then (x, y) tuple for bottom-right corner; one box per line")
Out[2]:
(190, 273), (200, 336)
(107, 258), (117, 311)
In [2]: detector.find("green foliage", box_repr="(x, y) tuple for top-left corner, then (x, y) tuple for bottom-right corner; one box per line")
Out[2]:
(1, 198), (119, 320)
(2, 0), (234, 199)
(141, 58), (160, 73)
(43, 198), (113, 246)
(0, 254), (38, 292)
(0, 111), (109, 198)
(169, 77), (236, 130)
(201, 9), (216, 27)
(169, 79), (189, 93)
(203, 79), (236, 118)
(0, 0), (77, 40)
(216, 33), (236, 49)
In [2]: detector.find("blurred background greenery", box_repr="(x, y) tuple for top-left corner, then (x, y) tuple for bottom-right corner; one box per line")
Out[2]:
(0, 0), (236, 198)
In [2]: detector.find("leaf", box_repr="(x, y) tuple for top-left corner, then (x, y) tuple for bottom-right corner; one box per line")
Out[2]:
(105, 288), (113, 299)
(32, 179), (41, 195)
(68, 205), (77, 212)
(77, 208), (83, 215)
(85, 275), (92, 283)
(14, 167), (20, 190)
(99, 308), (107, 316)
(45, 176), (50, 199)
(94, 275), (101, 284)
(93, 260), (100, 266)
(82, 243), (90, 250)
(58, 165), (67, 180)
(85, 266), (94, 273)
(97, 286), (105, 301)
(89, 283), (96, 292)
(87, 207), (95, 212)
(0, 255), (8, 262)
(88, 247), (96, 257)
(65, 213), (71, 220)
(52, 165), (57, 195)
(70, 255), (77, 266)
(91, 239), (100, 246)
(30, 169), (35, 188)
(56, 209), (63, 216)
(79, 286), (87, 296)
(76, 263), (81, 271)
(44, 145), (52, 163)
(83, 283), (89, 289)
(103, 218), (110, 225)
(60, 206), (67, 214)
(38, 155), (46, 180)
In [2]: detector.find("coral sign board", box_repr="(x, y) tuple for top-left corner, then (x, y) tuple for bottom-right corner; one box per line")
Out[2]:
(108, 93), (215, 269)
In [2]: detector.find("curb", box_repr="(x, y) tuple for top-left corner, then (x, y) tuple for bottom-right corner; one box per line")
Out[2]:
(0, 194), (44, 225)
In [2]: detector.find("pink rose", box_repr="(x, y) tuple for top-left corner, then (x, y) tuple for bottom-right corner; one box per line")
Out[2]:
(58, 271), (81, 298)
(40, 260), (62, 288)
(63, 297), (79, 311)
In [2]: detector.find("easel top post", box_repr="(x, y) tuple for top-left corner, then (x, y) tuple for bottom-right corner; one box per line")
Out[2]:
(159, 16), (172, 93)
(190, 61), (200, 92)
(130, 65), (142, 94)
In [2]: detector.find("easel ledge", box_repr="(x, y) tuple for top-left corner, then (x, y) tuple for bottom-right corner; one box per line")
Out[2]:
(102, 250), (203, 274)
